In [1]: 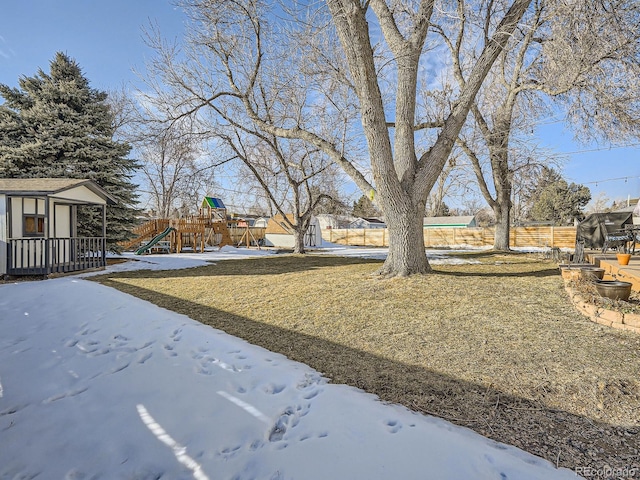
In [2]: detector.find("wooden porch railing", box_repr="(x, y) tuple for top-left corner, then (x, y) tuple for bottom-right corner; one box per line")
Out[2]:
(7, 237), (106, 275)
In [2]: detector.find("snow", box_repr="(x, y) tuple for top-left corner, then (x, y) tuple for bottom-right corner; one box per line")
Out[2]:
(0, 248), (578, 479)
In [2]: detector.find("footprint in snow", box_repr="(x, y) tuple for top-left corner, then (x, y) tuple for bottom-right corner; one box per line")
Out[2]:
(263, 383), (286, 395)
(303, 389), (320, 400)
(88, 348), (111, 357)
(249, 439), (264, 451)
(169, 328), (182, 341)
(269, 410), (293, 442)
(164, 344), (179, 357)
(75, 343), (99, 354)
(385, 419), (401, 434)
(219, 444), (242, 460)
(107, 363), (130, 375)
(137, 352), (153, 364)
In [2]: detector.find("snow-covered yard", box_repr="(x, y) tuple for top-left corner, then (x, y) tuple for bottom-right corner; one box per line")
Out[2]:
(0, 247), (578, 479)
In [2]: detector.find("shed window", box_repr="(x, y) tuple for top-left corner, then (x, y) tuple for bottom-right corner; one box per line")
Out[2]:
(24, 215), (45, 236)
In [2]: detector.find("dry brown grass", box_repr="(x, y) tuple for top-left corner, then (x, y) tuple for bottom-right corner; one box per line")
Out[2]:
(92, 253), (640, 471)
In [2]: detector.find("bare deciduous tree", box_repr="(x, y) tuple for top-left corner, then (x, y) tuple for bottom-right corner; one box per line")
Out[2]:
(140, 125), (217, 218)
(145, 0), (532, 276)
(219, 128), (340, 253)
(109, 89), (218, 218)
(587, 192), (613, 214)
(451, 0), (640, 250)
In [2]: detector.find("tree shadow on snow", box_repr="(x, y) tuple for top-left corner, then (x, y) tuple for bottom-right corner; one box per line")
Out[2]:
(94, 277), (638, 473)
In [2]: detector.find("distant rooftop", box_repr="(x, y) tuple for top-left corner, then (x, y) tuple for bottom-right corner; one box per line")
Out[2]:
(423, 215), (476, 227)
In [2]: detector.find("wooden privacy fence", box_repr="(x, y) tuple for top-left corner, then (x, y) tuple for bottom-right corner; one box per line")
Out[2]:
(322, 226), (577, 249)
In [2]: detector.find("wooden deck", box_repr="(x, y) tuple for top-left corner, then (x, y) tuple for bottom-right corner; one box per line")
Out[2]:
(586, 251), (640, 292)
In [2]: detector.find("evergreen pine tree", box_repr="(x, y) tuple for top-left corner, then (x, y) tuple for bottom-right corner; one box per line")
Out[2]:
(0, 52), (138, 251)
(352, 195), (380, 218)
(527, 167), (591, 225)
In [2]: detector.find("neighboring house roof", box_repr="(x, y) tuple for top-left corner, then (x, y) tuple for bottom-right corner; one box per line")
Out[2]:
(349, 217), (386, 225)
(202, 197), (226, 209)
(360, 217), (385, 224)
(423, 215), (476, 227)
(0, 178), (116, 204)
(266, 214), (296, 235)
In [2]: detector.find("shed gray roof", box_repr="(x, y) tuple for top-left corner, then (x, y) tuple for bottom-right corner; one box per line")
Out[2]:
(423, 215), (476, 226)
(0, 178), (116, 204)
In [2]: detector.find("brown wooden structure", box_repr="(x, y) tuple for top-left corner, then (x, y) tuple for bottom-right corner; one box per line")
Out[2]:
(322, 225), (578, 250)
(124, 216), (267, 253)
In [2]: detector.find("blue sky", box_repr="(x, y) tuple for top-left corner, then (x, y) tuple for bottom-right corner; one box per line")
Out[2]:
(1, 0), (638, 207)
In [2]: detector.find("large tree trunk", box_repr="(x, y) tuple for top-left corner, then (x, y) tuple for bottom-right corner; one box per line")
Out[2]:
(490, 132), (513, 251)
(293, 228), (306, 254)
(493, 201), (511, 251)
(379, 201), (430, 276)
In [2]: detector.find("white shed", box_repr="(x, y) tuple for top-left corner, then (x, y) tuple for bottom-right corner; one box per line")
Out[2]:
(264, 214), (323, 248)
(315, 214), (354, 230)
(253, 217), (269, 228)
(0, 178), (115, 277)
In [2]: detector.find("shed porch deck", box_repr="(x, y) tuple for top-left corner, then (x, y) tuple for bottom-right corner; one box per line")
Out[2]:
(7, 237), (106, 276)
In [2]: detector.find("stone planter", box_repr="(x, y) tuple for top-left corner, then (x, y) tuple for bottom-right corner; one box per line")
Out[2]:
(559, 264), (592, 281)
(595, 280), (633, 301)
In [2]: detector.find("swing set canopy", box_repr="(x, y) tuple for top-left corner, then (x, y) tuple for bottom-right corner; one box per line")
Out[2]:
(202, 197), (225, 209)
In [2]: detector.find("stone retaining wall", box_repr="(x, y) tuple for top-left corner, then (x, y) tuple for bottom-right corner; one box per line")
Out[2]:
(565, 285), (640, 334)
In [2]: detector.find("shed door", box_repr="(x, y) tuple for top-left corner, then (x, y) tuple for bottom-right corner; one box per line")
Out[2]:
(52, 204), (72, 266)
(54, 204), (72, 237)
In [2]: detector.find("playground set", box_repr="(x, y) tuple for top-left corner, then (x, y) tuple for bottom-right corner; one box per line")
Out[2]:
(123, 197), (265, 254)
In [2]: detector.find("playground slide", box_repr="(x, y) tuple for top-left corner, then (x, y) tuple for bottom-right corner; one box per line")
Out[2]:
(135, 227), (175, 255)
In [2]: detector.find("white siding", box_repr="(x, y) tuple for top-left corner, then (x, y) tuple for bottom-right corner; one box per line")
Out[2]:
(23, 198), (36, 214)
(264, 233), (295, 248)
(264, 220), (322, 248)
(50, 185), (106, 205)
